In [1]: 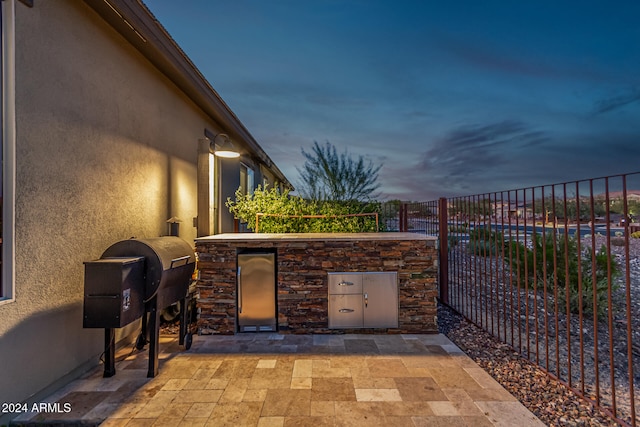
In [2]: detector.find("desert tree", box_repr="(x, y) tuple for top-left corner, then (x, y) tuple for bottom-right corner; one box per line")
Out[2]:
(296, 141), (381, 202)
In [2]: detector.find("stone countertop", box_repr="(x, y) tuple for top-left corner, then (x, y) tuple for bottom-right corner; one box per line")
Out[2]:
(195, 232), (436, 243)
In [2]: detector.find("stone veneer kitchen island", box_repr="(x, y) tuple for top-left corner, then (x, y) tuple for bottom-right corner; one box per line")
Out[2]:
(195, 233), (438, 335)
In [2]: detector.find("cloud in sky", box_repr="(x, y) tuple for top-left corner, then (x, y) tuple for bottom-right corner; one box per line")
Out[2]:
(593, 87), (640, 115)
(380, 120), (548, 199)
(419, 120), (547, 176)
(144, 0), (640, 200)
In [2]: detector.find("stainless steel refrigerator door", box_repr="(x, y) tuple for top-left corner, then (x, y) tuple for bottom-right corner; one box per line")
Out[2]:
(237, 253), (276, 332)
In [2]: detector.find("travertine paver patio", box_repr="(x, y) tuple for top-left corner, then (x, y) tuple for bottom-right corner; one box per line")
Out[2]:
(11, 333), (544, 426)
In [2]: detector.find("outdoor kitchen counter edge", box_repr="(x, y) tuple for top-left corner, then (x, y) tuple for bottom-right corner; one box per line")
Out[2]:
(195, 232), (436, 242)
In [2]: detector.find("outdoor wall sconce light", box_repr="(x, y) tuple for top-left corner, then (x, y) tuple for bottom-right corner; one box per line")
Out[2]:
(212, 133), (240, 158)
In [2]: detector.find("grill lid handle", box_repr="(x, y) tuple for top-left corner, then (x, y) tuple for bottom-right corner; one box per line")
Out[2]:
(170, 255), (191, 268)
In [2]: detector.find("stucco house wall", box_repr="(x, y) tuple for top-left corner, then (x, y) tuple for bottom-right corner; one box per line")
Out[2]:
(0, 0), (289, 418)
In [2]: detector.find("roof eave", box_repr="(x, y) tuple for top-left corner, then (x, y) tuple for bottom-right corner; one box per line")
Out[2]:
(83, 0), (291, 187)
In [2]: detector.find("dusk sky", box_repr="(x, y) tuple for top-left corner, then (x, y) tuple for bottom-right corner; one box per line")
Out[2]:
(143, 0), (640, 201)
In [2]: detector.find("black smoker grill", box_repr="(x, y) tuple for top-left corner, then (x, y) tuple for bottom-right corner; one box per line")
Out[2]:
(83, 236), (196, 378)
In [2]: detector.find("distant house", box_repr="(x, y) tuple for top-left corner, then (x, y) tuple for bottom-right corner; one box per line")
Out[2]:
(606, 190), (640, 202)
(0, 0), (290, 421)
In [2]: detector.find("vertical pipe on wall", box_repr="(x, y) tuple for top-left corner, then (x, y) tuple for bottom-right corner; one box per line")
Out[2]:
(196, 138), (215, 237)
(1, 0), (16, 303)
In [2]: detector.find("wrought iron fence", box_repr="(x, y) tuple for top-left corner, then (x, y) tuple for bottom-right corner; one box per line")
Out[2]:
(385, 171), (640, 426)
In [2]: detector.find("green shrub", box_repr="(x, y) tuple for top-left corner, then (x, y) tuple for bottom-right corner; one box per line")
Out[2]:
(225, 185), (381, 233)
(509, 232), (619, 319)
(448, 223), (469, 233)
(565, 247), (617, 319)
(611, 237), (626, 246)
(467, 227), (506, 256)
(631, 231), (640, 239)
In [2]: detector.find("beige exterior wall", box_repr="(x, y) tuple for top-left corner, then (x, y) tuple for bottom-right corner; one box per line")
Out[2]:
(0, 0), (234, 409)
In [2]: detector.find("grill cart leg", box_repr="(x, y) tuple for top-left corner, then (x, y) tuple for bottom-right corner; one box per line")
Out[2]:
(179, 280), (197, 350)
(147, 297), (160, 378)
(179, 296), (187, 346)
(104, 328), (116, 378)
(179, 294), (194, 350)
(136, 312), (148, 350)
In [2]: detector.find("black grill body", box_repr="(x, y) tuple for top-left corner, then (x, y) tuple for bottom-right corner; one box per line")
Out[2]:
(101, 237), (195, 308)
(83, 236), (195, 378)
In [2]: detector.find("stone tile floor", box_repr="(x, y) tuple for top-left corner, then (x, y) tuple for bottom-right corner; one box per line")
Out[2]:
(11, 333), (545, 426)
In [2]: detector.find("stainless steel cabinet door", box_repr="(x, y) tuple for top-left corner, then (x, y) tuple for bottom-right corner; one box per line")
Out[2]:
(363, 272), (398, 328)
(328, 294), (363, 328)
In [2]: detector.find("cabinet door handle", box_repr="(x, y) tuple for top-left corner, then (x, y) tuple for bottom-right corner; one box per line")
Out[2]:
(339, 308), (355, 313)
(364, 292), (368, 308)
(338, 281), (354, 286)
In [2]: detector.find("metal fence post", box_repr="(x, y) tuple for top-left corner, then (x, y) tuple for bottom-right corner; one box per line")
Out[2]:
(438, 197), (449, 304)
(399, 203), (407, 232)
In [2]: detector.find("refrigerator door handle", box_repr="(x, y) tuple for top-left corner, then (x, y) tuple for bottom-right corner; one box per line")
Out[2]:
(237, 266), (242, 314)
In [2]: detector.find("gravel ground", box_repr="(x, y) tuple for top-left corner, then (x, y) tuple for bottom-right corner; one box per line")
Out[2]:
(438, 301), (621, 426)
